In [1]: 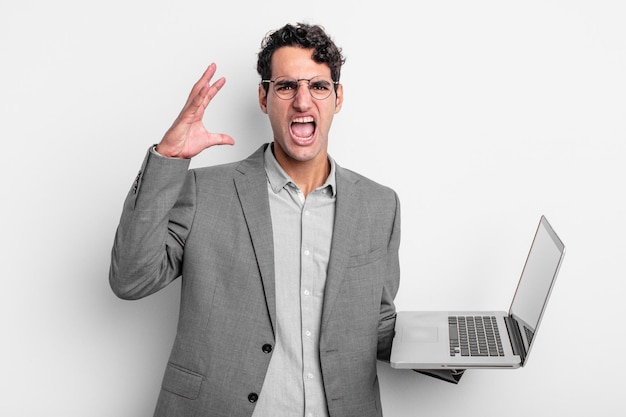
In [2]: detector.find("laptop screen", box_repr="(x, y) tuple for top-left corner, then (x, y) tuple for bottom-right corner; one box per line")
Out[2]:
(509, 216), (565, 358)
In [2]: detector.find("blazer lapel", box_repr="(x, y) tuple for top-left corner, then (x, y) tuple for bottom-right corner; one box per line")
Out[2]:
(234, 145), (277, 336)
(321, 166), (360, 330)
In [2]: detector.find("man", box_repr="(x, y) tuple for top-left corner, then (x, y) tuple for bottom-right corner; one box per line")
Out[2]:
(111, 23), (402, 417)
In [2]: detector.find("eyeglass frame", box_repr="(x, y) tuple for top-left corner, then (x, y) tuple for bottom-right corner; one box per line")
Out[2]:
(260, 76), (340, 100)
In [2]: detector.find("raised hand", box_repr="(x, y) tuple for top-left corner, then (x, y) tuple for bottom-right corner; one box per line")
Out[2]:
(156, 63), (235, 159)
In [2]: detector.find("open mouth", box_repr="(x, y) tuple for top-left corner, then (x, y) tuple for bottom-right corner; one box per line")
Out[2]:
(290, 116), (316, 140)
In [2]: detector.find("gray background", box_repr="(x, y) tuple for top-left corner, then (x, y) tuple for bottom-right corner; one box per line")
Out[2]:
(2, 0), (624, 415)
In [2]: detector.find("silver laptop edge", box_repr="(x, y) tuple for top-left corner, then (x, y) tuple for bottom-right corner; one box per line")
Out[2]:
(507, 215), (565, 366)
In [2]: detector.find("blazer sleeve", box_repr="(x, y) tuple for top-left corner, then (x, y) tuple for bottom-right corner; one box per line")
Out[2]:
(377, 190), (401, 361)
(109, 147), (194, 300)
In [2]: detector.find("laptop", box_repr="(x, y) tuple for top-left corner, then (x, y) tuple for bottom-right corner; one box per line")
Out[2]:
(390, 215), (565, 369)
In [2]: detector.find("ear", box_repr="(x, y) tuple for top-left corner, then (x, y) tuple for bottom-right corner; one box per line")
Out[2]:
(258, 84), (268, 114)
(334, 83), (344, 114)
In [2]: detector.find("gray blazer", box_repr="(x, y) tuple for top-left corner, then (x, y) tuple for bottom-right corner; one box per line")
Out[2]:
(110, 144), (401, 417)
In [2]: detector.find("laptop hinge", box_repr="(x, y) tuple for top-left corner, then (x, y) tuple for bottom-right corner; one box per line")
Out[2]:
(505, 315), (527, 365)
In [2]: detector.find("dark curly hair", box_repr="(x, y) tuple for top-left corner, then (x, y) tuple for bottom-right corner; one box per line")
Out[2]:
(257, 23), (346, 94)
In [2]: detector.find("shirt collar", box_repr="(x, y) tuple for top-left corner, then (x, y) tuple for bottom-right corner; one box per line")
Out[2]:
(264, 143), (337, 197)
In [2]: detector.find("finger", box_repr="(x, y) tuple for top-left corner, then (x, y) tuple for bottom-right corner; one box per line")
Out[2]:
(177, 76), (225, 127)
(181, 63), (219, 112)
(205, 132), (236, 148)
(200, 76), (226, 109)
(191, 63), (218, 98)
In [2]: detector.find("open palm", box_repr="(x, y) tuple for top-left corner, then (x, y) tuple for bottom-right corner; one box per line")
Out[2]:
(157, 63), (235, 159)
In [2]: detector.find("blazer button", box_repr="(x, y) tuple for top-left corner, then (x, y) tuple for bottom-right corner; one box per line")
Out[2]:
(132, 171), (141, 194)
(248, 392), (259, 403)
(262, 344), (273, 354)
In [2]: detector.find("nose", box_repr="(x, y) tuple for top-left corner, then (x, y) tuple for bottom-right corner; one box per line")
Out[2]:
(292, 80), (313, 110)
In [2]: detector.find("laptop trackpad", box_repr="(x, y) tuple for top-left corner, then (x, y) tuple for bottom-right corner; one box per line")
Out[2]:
(401, 326), (439, 343)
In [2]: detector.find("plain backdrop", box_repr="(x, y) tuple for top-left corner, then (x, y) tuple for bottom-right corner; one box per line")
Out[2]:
(1, 1), (624, 415)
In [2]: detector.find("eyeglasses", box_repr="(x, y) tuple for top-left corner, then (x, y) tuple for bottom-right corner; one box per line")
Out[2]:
(261, 76), (338, 100)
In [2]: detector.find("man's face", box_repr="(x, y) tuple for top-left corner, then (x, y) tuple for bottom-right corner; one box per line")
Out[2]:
(259, 46), (343, 168)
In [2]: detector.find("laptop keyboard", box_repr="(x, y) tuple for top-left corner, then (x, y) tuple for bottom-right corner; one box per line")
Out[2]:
(448, 316), (505, 357)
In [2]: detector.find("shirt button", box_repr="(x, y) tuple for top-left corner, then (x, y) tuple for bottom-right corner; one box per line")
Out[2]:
(304, 250), (310, 256)
(307, 373), (314, 379)
(248, 392), (259, 403)
(303, 289), (310, 296)
(262, 343), (273, 354)
(304, 210), (310, 216)
(305, 330), (312, 337)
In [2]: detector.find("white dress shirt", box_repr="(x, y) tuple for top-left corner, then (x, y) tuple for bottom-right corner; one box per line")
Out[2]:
(252, 144), (336, 417)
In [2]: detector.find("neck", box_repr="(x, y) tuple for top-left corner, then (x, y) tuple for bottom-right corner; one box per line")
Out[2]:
(273, 145), (330, 197)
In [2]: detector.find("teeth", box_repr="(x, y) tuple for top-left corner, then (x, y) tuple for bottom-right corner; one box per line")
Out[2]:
(292, 116), (314, 123)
